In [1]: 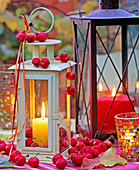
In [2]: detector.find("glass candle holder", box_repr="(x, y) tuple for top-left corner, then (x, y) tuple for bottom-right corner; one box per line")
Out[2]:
(115, 112), (139, 162)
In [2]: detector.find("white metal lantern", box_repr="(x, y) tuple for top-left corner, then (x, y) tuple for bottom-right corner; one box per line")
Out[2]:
(9, 39), (76, 160)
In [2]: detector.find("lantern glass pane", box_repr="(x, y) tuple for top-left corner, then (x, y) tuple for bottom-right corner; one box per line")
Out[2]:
(59, 69), (70, 153)
(25, 79), (48, 148)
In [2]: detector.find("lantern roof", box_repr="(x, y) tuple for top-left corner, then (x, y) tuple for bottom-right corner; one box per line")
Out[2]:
(9, 60), (76, 72)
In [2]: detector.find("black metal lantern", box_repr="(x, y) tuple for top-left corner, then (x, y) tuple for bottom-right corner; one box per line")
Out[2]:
(69, 0), (139, 138)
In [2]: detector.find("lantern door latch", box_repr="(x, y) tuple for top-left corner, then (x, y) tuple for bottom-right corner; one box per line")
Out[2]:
(57, 112), (65, 126)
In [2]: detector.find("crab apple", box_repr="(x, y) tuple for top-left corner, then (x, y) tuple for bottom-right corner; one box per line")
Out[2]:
(76, 142), (85, 151)
(0, 143), (6, 152)
(25, 128), (32, 138)
(56, 158), (67, 169)
(35, 31), (47, 42)
(80, 146), (92, 154)
(44, 143), (48, 148)
(59, 52), (70, 62)
(39, 58), (50, 69)
(26, 33), (36, 43)
(72, 153), (84, 165)
(68, 147), (78, 155)
(70, 138), (77, 147)
(10, 150), (21, 162)
(16, 32), (26, 42)
(66, 72), (77, 80)
(25, 138), (33, 147)
(66, 86), (76, 95)
(52, 153), (63, 164)
(92, 145), (101, 154)
(0, 140), (5, 144)
(5, 144), (16, 154)
(59, 127), (67, 138)
(28, 156), (39, 168)
(91, 148), (100, 157)
(70, 131), (74, 138)
(15, 155), (26, 166)
(62, 139), (68, 148)
(83, 152), (93, 159)
(31, 58), (40, 67)
(83, 136), (91, 145)
(104, 141), (112, 148)
(89, 139), (96, 146)
(30, 142), (39, 147)
(93, 139), (102, 145)
(98, 143), (107, 152)
(54, 56), (60, 61)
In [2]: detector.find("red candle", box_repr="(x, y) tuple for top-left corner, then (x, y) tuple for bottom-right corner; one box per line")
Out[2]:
(97, 93), (135, 133)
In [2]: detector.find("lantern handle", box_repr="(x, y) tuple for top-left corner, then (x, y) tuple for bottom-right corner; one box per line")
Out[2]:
(29, 7), (54, 33)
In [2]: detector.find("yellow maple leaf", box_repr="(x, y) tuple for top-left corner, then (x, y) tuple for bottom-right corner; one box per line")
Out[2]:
(0, 0), (11, 13)
(81, 1), (98, 15)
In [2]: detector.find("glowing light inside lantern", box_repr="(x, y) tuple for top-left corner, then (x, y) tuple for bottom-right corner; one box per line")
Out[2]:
(42, 102), (45, 119)
(136, 81), (139, 89)
(112, 87), (116, 97)
(99, 83), (103, 92)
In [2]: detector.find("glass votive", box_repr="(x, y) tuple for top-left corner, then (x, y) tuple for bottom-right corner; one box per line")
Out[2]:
(115, 112), (139, 162)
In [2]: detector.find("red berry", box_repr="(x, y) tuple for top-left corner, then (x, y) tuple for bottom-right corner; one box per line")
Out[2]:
(83, 136), (91, 145)
(39, 58), (50, 69)
(15, 155), (26, 166)
(72, 153), (84, 165)
(104, 141), (112, 148)
(76, 142), (85, 151)
(25, 128), (32, 138)
(83, 152), (93, 159)
(70, 138), (77, 147)
(66, 86), (76, 95)
(80, 146), (92, 154)
(68, 147), (77, 155)
(99, 143), (107, 152)
(32, 58), (40, 67)
(59, 52), (70, 62)
(26, 33), (36, 43)
(92, 145), (101, 154)
(10, 150), (21, 162)
(91, 148), (100, 157)
(0, 143), (6, 152)
(28, 157), (39, 168)
(56, 158), (67, 169)
(66, 72), (77, 80)
(25, 138), (33, 147)
(89, 139), (96, 146)
(5, 144), (16, 154)
(52, 154), (63, 164)
(35, 31), (47, 42)
(16, 32), (26, 42)
(30, 142), (39, 147)
(93, 139), (102, 145)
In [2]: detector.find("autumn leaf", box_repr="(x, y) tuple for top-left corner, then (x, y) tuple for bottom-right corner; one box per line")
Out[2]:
(0, 0), (10, 13)
(81, 1), (98, 15)
(81, 147), (127, 169)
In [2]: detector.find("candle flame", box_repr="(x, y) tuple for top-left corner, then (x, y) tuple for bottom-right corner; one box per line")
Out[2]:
(99, 83), (103, 92)
(136, 81), (139, 89)
(41, 102), (45, 119)
(112, 87), (116, 97)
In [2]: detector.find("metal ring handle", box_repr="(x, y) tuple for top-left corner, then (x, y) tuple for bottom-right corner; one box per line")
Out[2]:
(29, 7), (54, 33)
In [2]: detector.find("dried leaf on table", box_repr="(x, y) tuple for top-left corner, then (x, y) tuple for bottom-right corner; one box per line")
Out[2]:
(0, 158), (24, 169)
(81, 147), (127, 169)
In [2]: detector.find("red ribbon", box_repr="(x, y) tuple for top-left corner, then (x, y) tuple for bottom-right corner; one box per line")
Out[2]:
(19, 14), (30, 34)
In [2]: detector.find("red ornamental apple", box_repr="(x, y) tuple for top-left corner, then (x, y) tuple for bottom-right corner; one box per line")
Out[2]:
(52, 153), (63, 164)
(70, 138), (77, 147)
(35, 31), (47, 42)
(76, 142), (85, 151)
(26, 33), (36, 43)
(15, 155), (26, 166)
(0, 143), (6, 152)
(39, 58), (50, 69)
(92, 145), (101, 154)
(54, 56), (60, 61)
(32, 58), (40, 67)
(62, 139), (68, 148)
(68, 147), (78, 155)
(25, 138), (33, 147)
(80, 146), (92, 154)
(72, 153), (84, 165)
(30, 142), (39, 147)
(44, 143), (48, 148)
(70, 131), (74, 138)
(89, 139), (96, 146)
(93, 139), (102, 145)
(66, 72), (77, 80)
(10, 150), (21, 162)
(28, 157), (39, 168)
(83, 152), (93, 159)
(0, 140), (5, 144)
(25, 128), (32, 138)
(104, 140), (112, 148)
(83, 136), (91, 145)
(16, 32), (26, 43)
(66, 86), (76, 95)
(98, 143), (107, 152)
(56, 158), (67, 169)
(59, 52), (70, 62)
(91, 148), (100, 157)
(59, 127), (67, 138)
(5, 144), (16, 154)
